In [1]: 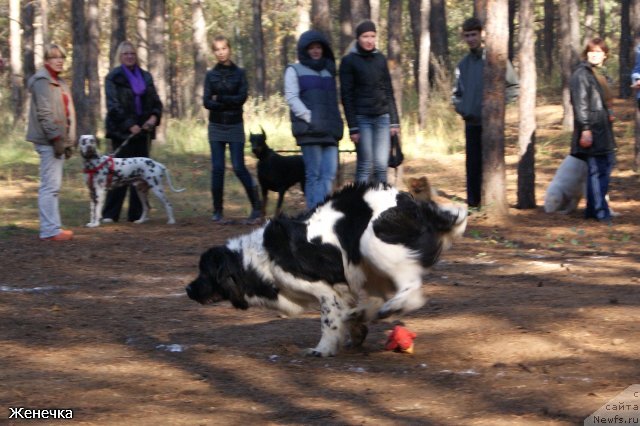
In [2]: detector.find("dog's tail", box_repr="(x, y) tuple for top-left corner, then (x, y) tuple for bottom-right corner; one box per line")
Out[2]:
(165, 169), (186, 193)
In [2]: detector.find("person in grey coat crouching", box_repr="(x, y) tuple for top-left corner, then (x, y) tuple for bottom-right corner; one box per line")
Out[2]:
(26, 43), (77, 241)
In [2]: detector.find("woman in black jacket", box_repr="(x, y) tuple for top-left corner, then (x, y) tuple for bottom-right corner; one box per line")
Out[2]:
(339, 20), (399, 185)
(569, 38), (616, 223)
(203, 35), (260, 223)
(102, 40), (163, 223)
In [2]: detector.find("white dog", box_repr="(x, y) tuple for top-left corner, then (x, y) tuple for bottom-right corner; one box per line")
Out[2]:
(544, 155), (587, 214)
(78, 135), (185, 227)
(186, 184), (467, 357)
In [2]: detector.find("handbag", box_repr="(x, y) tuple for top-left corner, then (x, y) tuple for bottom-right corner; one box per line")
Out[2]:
(388, 134), (404, 168)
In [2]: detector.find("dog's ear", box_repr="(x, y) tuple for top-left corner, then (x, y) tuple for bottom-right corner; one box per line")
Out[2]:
(217, 250), (249, 310)
(260, 125), (266, 139)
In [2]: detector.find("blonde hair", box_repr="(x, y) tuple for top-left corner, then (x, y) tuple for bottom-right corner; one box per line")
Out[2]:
(44, 43), (67, 60)
(115, 40), (138, 66)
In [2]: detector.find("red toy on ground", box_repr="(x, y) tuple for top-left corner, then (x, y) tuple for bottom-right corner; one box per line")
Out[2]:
(385, 325), (417, 354)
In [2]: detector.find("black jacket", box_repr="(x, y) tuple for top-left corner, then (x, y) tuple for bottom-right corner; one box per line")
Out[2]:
(339, 44), (399, 134)
(105, 65), (163, 142)
(569, 61), (616, 157)
(203, 62), (248, 125)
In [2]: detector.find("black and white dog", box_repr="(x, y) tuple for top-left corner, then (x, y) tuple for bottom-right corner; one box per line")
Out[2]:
(186, 184), (467, 357)
(78, 135), (185, 227)
(249, 128), (305, 216)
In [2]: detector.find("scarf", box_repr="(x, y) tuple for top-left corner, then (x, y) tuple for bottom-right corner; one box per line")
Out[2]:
(300, 56), (329, 73)
(45, 64), (70, 120)
(593, 66), (613, 107)
(122, 64), (146, 116)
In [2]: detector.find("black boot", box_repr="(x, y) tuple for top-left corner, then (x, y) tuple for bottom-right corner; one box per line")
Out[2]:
(212, 186), (223, 222)
(245, 186), (263, 224)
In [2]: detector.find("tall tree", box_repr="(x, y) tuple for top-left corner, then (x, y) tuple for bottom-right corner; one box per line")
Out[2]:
(311, 0), (332, 42)
(632, 1), (640, 171)
(387, 0), (402, 118)
(543, 0), (554, 76)
(10, 0), (23, 124)
(417, 0), (431, 128)
(508, 0), (516, 60)
(252, 0), (267, 98)
(22, 1), (36, 86)
(584, 0), (594, 42)
(192, 0), (208, 117)
(474, 0), (487, 23)
(620, 0), (633, 98)
(339, 0), (352, 54)
(559, 0), (580, 129)
(149, 0), (167, 138)
(517, 0), (537, 209)
(86, 0), (100, 134)
(110, 0), (127, 68)
(137, 0), (149, 68)
(297, 0), (311, 38)
(430, 0), (450, 71)
(71, 0), (90, 135)
(481, 0), (509, 218)
(33, 0), (47, 68)
(369, 0), (380, 26)
(408, 0), (420, 92)
(598, 0), (606, 38)
(351, 0), (370, 27)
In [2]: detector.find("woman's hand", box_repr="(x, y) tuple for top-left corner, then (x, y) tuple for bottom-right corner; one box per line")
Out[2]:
(390, 127), (399, 137)
(129, 124), (142, 135)
(579, 130), (593, 148)
(350, 133), (360, 144)
(142, 115), (158, 131)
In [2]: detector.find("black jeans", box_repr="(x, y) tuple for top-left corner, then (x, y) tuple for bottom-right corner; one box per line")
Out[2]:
(465, 124), (482, 208)
(102, 134), (150, 222)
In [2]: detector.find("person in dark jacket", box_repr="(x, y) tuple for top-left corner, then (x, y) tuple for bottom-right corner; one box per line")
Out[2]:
(102, 40), (163, 223)
(203, 35), (261, 223)
(285, 30), (343, 209)
(339, 20), (399, 185)
(569, 37), (616, 223)
(452, 17), (519, 208)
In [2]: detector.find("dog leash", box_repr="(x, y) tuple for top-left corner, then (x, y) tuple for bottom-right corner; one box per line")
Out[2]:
(111, 127), (151, 157)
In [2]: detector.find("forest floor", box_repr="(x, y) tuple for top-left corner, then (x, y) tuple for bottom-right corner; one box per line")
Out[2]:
(0, 101), (639, 425)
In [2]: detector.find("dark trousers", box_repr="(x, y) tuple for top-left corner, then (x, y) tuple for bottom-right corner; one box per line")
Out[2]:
(465, 124), (483, 207)
(209, 139), (255, 213)
(585, 153), (614, 221)
(102, 134), (150, 222)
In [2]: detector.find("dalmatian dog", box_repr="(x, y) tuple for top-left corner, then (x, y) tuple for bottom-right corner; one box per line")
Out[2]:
(78, 134), (185, 227)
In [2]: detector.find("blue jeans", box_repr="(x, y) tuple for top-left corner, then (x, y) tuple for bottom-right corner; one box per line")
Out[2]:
(465, 124), (483, 207)
(209, 138), (255, 213)
(585, 153), (615, 221)
(301, 144), (338, 209)
(355, 114), (391, 184)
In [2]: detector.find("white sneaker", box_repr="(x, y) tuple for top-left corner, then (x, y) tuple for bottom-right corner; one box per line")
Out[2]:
(101, 218), (114, 223)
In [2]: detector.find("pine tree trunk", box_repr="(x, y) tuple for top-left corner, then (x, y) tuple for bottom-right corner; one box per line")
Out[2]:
(149, 0), (167, 139)
(71, 0), (89, 136)
(87, 0), (101, 135)
(481, 0), (509, 218)
(417, 0), (430, 128)
(252, 0), (267, 98)
(351, 0), (370, 28)
(559, 0), (580, 130)
(543, 0), (554, 76)
(408, 0), (420, 93)
(517, 0), (537, 209)
(598, 0), (606, 38)
(110, 0), (127, 68)
(311, 0), (332, 43)
(137, 0), (149, 68)
(430, 0), (449, 71)
(387, 0), (402, 118)
(10, 0), (24, 125)
(339, 0), (352, 54)
(508, 0), (516, 61)
(192, 0), (208, 117)
(22, 2), (36, 86)
(369, 0), (380, 26)
(621, 0), (632, 99)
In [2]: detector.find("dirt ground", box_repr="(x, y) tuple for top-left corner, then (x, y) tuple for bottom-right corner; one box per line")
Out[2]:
(1, 104), (639, 425)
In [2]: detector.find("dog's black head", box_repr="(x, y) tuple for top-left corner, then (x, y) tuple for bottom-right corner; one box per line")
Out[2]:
(185, 246), (249, 310)
(249, 127), (271, 160)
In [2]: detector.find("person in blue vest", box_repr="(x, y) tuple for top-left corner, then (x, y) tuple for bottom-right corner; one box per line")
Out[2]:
(284, 30), (344, 209)
(340, 20), (399, 185)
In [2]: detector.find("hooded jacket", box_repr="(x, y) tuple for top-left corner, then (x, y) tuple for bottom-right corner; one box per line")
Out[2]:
(284, 30), (343, 145)
(26, 67), (77, 147)
(105, 65), (163, 141)
(339, 43), (399, 134)
(569, 61), (616, 157)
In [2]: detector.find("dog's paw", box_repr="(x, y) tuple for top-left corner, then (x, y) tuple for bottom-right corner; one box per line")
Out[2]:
(86, 222), (100, 228)
(302, 347), (335, 357)
(134, 218), (149, 224)
(167, 219), (176, 225)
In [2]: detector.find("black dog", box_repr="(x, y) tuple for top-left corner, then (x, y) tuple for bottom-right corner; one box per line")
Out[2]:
(249, 128), (305, 216)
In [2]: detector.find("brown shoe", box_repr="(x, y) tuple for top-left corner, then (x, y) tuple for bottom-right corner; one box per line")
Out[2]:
(40, 229), (74, 241)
